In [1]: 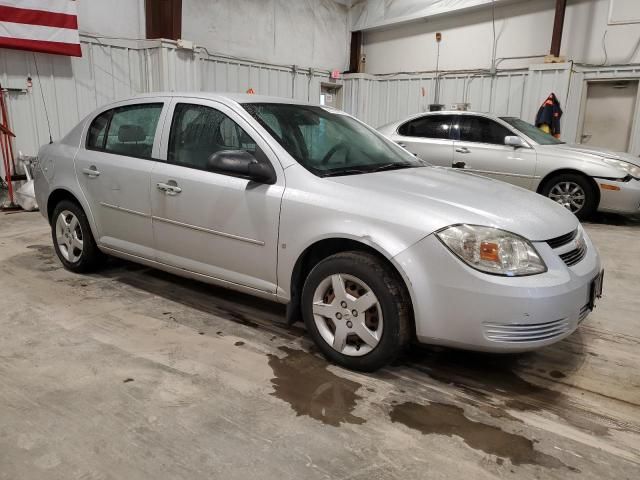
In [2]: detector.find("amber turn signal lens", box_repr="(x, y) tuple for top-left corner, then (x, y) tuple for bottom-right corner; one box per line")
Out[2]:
(480, 241), (500, 262)
(600, 183), (620, 191)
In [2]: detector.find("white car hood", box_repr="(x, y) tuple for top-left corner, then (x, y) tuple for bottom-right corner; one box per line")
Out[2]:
(551, 143), (640, 167)
(329, 166), (578, 241)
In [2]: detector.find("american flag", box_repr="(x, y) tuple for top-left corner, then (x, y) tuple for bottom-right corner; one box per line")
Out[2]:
(0, 0), (81, 57)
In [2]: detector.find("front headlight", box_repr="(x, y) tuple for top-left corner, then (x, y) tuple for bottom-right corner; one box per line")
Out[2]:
(436, 224), (547, 276)
(602, 158), (640, 179)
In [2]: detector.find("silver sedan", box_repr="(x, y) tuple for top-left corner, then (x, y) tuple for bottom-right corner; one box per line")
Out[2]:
(33, 94), (602, 371)
(378, 111), (640, 219)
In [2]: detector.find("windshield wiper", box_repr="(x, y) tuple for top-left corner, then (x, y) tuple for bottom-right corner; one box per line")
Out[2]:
(320, 167), (372, 177)
(320, 162), (422, 178)
(370, 162), (419, 172)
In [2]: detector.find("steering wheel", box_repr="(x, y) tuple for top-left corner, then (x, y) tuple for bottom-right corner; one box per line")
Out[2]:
(321, 142), (351, 165)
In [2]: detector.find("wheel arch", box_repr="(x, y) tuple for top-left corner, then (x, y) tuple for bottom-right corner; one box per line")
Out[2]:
(46, 188), (100, 243)
(536, 168), (601, 207)
(286, 236), (416, 337)
(47, 188), (83, 223)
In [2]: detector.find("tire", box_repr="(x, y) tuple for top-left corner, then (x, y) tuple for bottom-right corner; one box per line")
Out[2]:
(51, 199), (104, 273)
(540, 173), (598, 220)
(301, 251), (411, 372)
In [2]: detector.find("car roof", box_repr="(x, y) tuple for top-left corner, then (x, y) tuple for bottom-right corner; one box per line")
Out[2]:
(408, 110), (502, 117)
(378, 110), (507, 129)
(118, 92), (316, 106)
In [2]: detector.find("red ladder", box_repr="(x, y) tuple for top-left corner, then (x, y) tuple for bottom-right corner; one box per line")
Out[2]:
(0, 85), (17, 208)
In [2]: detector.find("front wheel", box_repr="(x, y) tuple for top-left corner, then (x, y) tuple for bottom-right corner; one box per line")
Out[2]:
(51, 200), (104, 273)
(540, 173), (598, 220)
(301, 251), (411, 372)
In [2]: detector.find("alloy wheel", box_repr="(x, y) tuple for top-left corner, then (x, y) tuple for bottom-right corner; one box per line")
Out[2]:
(312, 273), (383, 357)
(55, 210), (84, 263)
(548, 181), (586, 213)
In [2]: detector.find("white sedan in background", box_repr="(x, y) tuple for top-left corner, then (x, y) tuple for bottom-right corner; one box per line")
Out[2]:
(379, 111), (640, 219)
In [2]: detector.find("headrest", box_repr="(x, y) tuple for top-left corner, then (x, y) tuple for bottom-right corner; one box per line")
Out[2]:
(118, 124), (146, 142)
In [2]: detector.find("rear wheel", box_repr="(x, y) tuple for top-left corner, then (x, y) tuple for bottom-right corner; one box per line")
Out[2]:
(301, 251), (411, 372)
(51, 200), (104, 273)
(541, 173), (598, 220)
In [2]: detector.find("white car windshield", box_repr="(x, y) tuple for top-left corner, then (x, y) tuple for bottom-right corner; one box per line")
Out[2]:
(243, 103), (425, 177)
(500, 117), (565, 145)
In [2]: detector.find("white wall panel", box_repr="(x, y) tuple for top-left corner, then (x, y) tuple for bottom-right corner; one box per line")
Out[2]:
(183, 0), (349, 71)
(360, 0), (640, 74)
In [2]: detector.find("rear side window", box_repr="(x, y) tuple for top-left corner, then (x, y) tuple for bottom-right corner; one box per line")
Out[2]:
(455, 116), (512, 145)
(86, 111), (110, 149)
(86, 103), (163, 159)
(398, 115), (453, 139)
(168, 103), (257, 171)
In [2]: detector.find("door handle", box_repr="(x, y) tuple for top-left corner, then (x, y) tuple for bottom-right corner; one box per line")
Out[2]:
(82, 166), (100, 178)
(452, 161), (467, 169)
(157, 182), (182, 196)
(398, 143), (407, 148)
(455, 147), (471, 154)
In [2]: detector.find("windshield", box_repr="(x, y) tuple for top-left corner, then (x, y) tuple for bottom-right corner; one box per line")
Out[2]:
(500, 117), (565, 145)
(242, 103), (425, 176)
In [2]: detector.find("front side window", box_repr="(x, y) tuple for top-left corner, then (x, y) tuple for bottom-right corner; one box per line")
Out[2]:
(398, 115), (453, 140)
(243, 103), (423, 177)
(86, 103), (163, 159)
(455, 116), (512, 145)
(168, 103), (257, 170)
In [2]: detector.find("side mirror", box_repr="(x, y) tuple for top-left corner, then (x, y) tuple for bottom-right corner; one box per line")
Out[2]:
(504, 135), (528, 149)
(207, 149), (276, 184)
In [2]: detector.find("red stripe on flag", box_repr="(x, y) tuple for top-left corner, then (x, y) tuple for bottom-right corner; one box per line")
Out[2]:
(0, 36), (81, 57)
(0, 5), (78, 29)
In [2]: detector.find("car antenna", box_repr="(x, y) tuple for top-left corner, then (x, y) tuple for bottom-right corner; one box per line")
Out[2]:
(32, 53), (53, 144)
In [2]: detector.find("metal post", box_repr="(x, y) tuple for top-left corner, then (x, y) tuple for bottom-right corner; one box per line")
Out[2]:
(550, 0), (567, 58)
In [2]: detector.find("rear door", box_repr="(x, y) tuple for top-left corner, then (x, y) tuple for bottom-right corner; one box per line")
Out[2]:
(150, 98), (284, 293)
(392, 114), (455, 166)
(75, 100), (167, 259)
(452, 115), (537, 189)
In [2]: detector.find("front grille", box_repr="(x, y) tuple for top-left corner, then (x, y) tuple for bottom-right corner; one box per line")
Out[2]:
(483, 318), (571, 343)
(546, 229), (578, 249)
(559, 244), (587, 266)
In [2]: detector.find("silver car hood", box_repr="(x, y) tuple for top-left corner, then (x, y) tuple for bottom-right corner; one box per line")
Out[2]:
(549, 143), (640, 167)
(329, 167), (578, 241)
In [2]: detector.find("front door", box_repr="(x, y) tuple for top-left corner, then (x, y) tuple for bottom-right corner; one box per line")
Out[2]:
(75, 100), (166, 258)
(393, 114), (454, 166)
(150, 99), (284, 293)
(452, 115), (537, 189)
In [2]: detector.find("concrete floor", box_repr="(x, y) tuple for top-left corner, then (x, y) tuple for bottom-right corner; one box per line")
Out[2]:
(0, 209), (639, 480)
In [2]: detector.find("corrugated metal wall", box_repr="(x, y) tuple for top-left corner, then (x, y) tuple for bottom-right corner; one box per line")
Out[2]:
(341, 64), (572, 129)
(0, 36), (334, 171)
(3, 37), (639, 177)
(0, 37), (160, 162)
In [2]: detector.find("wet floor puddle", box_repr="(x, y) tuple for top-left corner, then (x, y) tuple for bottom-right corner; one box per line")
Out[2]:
(390, 401), (570, 469)
(267, 346), (365, 427)
(23, 244), (59, 272)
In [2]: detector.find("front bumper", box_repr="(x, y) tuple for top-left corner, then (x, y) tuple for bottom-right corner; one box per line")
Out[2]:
(597, 177), (640, 214)
(394, 229), (601, 352)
